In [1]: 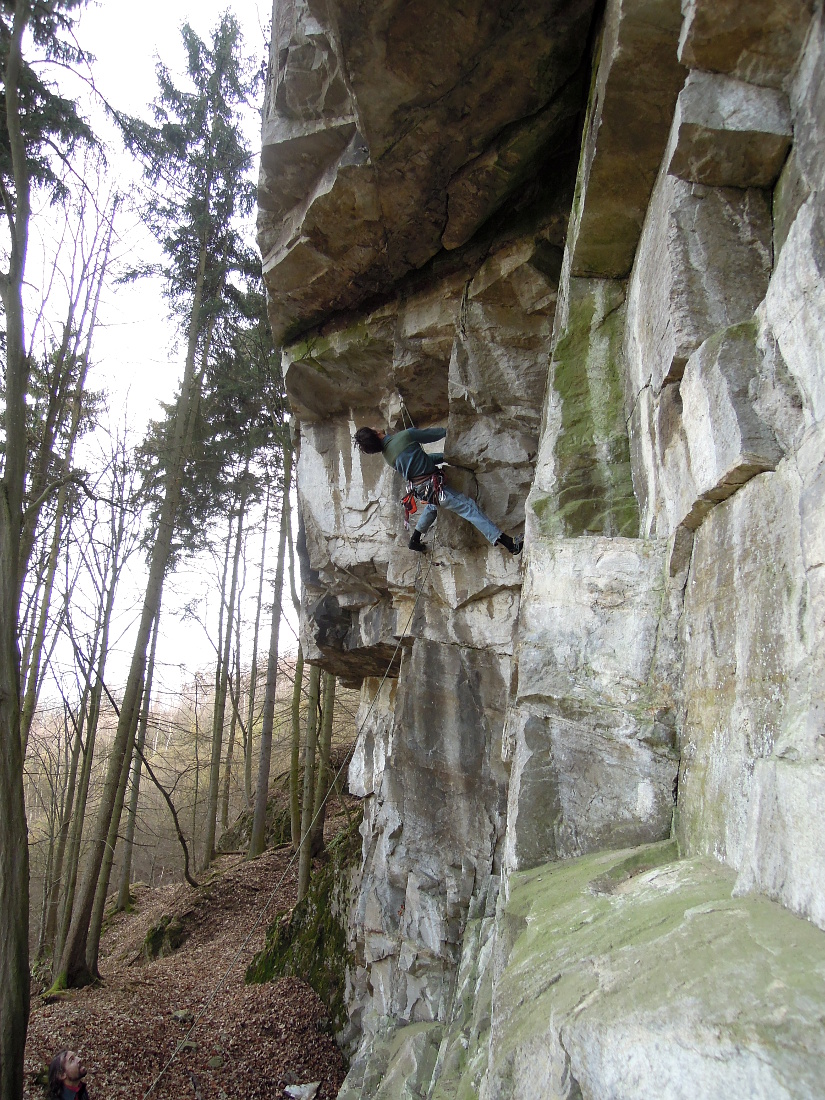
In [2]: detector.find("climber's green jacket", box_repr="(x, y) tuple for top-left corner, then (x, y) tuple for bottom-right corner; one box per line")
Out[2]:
(381, 427), (446, 480)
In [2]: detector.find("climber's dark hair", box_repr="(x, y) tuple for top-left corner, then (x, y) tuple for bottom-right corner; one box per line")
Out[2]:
(48, 1052), (69, 1098)
(354, 427), (384, 454)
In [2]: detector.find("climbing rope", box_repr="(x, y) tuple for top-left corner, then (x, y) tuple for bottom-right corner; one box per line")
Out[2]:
(142, 536), (437, 1100)
(399, 394), (415, 430)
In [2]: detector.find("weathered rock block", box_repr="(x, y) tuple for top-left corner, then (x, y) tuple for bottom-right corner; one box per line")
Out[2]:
(350, 639), (509, 1039)
(677, 465), (810, 871)
(679, 324), (784, 516)
(639, 322), (786, 536)
(666, 70), (791, 188)
(568, 0), (686, 278)
(678, 0), (815, 90)
(483, 844), (825, 1100)
(625, 174), (772, 397)
(789, 5), (825, 193)
(763, 194), (825, 430)
(503, 536), (679, 873)
(736, 760), (825, 931)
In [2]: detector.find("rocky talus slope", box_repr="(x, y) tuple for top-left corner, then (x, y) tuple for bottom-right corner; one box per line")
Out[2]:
(257, 1), (825, 1095)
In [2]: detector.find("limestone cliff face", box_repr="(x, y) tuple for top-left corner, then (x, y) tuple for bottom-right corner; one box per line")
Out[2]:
(258, 1), (825, 1095)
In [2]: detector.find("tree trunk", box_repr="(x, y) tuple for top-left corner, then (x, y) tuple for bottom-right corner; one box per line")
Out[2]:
(0, 6), (36, 1089)
(221, 609), (242, 830)
(201, 511), (233, 865)
(203, 482), (246, 868)
(54, 481), (131, 966)
(116, 603), (161, 910)
(297, 663), (321, 902)
(84, 679), (144, 977)
(247, 453), (291, 859)
(310, 671), (336, 854)
(220, 647), (240, 830)
(192, 676), (201, 855)
(244, 478), (271, 807)
(41, 688), (87, 961)
(289, 646), (305, 851)
(35, 798), (58, 964)
(53, 244), (211, 990)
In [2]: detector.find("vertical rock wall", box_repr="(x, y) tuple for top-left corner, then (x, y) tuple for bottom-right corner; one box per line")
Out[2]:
(257, 0), (825, 1095)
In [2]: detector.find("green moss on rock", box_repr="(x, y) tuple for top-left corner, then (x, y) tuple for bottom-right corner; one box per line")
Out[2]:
(485, 842), (825, 1097)
(545, 279), (639, 539)
(143, 915), (186, 959)
(217, 800), (291, 854)
(246, 810), (363, 1038)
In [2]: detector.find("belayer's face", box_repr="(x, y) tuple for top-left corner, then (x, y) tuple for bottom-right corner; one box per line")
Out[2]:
(62, 1051), (86, 1084)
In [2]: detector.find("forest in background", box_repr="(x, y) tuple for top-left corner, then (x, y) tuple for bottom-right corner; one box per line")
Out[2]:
(0, 4), (357, 1096)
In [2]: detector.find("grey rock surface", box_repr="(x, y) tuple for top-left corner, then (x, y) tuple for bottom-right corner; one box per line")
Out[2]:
(254, 0), (825, 1095)
(666, 70), (792, 188)
(625, 174), (772, 399)
(349, 639), (509, 1045)
(483, 844), (825, 1100)
(677, 464), (809, 867)
(503, 535), (679, 875)
(640, 321), (787, 536)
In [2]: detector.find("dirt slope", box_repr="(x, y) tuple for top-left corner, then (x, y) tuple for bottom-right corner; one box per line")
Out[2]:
(24, 845), (347, 1100)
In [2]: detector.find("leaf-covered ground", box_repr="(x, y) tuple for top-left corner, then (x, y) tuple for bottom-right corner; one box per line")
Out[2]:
(24, 841), (348, 1100)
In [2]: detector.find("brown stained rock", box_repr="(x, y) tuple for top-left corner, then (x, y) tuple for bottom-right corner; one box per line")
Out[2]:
(568, 0), (687, 279)
(258, 0), (598, 341)
(678, 0), (815, 91)
(442, 81), (583, 251)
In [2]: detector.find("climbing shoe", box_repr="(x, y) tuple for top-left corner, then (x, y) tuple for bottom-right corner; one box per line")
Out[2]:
(408, 530), (427, 553)
(496, 533), (523, 555)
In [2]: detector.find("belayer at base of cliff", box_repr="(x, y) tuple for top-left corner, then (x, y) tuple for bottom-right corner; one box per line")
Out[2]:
(354, 426), (523, 555)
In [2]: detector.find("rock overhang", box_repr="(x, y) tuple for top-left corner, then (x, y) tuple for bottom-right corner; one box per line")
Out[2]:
(259, 0), (601, 344)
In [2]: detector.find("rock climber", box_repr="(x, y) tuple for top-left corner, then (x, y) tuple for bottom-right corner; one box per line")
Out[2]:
(354, 425), (523, 555)
(48, 1050), (89, 1100)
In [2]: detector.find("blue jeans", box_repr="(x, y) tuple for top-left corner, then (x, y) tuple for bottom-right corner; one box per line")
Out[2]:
(414, 483), (502, 545)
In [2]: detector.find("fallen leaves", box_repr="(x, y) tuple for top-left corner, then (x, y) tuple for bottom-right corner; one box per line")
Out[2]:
(25, 843), (347, 1100)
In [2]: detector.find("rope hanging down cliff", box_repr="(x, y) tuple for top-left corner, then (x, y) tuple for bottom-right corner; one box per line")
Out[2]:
(141, 544), (436, 1100)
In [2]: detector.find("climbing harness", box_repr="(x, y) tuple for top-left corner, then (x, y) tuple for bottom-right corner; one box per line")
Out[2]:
(401, 471), (445, 528)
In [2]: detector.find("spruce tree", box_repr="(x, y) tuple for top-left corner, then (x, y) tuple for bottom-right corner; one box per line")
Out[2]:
(54, 12), (258, 988)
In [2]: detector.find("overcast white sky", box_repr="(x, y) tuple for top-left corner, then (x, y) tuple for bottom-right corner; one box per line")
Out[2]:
(32, 0), (300, 701)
